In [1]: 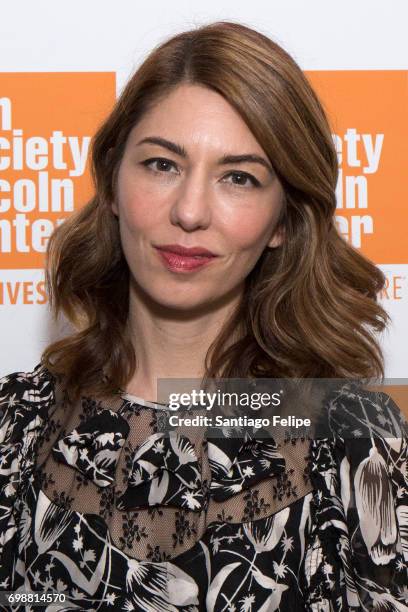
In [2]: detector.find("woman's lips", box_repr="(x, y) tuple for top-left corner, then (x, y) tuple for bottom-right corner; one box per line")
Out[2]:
(154, 248), (217, 272)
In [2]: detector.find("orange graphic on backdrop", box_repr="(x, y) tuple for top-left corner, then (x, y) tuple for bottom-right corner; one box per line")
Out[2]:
(307, 70), (407, 264)
(0, 71), (406, 268)
(0, 72), (115, 269)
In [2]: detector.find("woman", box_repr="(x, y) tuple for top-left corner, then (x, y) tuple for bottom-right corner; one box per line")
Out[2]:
(0, 21), (407, 611)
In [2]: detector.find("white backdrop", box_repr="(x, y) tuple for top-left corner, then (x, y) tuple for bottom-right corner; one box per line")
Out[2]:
(0, 0), (407, 377)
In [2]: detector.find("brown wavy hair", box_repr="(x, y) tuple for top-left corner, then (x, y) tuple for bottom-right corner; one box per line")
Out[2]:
(42, 21), (390, 401)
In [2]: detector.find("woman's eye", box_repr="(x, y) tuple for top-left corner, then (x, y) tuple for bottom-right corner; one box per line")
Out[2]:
(142, 158), (179, 173)
(223, 172), (261, 188)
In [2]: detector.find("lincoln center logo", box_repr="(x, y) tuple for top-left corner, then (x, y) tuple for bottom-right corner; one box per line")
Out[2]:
(0, 72), (116, 270)
(308, 70), (406, 264)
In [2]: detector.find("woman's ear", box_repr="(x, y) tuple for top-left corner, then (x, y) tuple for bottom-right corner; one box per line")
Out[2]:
(106, 147), (119, 217)
(111, 200), (119, 217)
(267, 224), (285, 248)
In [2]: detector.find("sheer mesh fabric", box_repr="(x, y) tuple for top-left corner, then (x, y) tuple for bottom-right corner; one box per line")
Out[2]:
(34, 377), (313, 563)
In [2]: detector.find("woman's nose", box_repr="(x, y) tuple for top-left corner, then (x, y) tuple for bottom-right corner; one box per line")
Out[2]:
(169, 169), (212, 231)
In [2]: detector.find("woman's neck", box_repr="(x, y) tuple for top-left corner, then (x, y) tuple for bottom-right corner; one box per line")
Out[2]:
(124, 279), (243, 402)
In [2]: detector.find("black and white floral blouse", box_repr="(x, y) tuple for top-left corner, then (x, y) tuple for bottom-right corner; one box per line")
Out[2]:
(0, 364), (407, 611)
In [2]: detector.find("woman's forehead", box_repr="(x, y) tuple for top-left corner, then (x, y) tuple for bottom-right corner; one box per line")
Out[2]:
(125, 84), (267, 157)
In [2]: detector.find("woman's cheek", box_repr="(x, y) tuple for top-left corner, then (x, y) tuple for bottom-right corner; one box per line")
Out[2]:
(120, 194), (157, 231)
(221, 215), (273, 251)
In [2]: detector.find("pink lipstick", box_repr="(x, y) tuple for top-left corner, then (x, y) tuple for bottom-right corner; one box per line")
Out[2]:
(154, 244), (218, 272)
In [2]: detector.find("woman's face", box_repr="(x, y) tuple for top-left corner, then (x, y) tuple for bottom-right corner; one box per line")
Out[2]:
(113, 83), (285, 313)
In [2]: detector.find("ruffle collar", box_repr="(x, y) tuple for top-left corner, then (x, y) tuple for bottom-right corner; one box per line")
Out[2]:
(207, 427), (286, 501)
(51, 407), (286, 512)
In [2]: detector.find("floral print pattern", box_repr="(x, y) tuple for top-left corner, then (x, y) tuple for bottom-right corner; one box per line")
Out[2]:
(116, 432), (205, 512)
(208, 428), (286, 502)
(52, 409), (130, 487)
(0, 365), (407, 611)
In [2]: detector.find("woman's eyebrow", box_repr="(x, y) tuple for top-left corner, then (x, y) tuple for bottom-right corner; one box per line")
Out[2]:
(136, 136), (273, 174)
(220, 154), (273, 174)
(137, 136), (187, 157)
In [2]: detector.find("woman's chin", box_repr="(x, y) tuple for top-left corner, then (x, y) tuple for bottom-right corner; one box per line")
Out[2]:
(153, 297), (220, 316)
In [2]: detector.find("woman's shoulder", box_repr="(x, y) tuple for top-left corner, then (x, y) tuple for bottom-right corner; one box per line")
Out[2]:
(0, 362), (57, 443)
(304, 382), (408, 608)
(319, 381), (408, 440)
